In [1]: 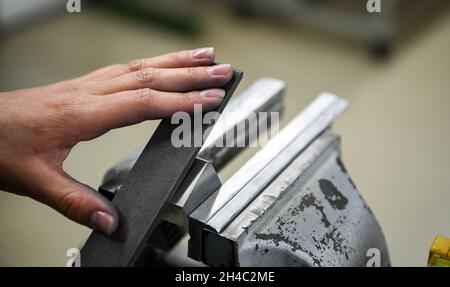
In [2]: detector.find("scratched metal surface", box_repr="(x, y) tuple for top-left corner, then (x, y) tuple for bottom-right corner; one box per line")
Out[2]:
(200, 130), (389, 267)
(236, 134), (390, 267)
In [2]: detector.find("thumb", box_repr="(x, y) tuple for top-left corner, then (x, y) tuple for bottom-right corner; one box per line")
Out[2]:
(28, 160), (119, 235)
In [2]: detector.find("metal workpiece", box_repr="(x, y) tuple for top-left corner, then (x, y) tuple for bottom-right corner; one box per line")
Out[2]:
(205, 94), (348, 233)
(198, 130), (390, 267)
(81, 70), (243, 267)
(220, 131), (341, 241)
(97, 77), (286, 234)
(98, 77), (286, 201)
(188, 93), (348, 260)
(198, 78), (285, 170)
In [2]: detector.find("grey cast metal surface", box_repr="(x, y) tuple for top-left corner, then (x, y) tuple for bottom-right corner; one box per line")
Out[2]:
(200, 130), (389, 266)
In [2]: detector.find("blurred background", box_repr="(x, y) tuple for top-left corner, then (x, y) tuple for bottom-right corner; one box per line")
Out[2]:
(0, 0), (449, 266)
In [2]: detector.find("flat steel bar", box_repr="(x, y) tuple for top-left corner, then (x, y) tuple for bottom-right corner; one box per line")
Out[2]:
(80, 69), (243, 266)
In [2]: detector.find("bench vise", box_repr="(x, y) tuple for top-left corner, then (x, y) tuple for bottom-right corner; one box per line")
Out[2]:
(91, 78), (390, 267)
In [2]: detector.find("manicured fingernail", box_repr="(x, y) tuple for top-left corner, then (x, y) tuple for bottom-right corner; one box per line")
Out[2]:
(199, 89), (225, 98)
(192, 47), (214, 60)
(90, 211), (117, 235)
(207, 64), (231, 77)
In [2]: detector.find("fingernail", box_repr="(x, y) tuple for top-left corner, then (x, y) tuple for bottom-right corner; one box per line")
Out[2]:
(199, 89), (225, 98)
(90, 211), (117, 235)
(192, 47), (214, 60)
(207, 64), (231, 77)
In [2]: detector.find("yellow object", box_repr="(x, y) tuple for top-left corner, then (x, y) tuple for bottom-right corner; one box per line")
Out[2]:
(428, 236), (450, 267)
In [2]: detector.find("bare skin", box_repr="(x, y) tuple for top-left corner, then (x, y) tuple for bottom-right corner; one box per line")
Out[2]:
(0, 47), (232, 235)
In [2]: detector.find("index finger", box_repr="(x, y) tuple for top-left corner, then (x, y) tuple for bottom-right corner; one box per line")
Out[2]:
(74, 47), (216, 82)
(127, 47), (215, 71)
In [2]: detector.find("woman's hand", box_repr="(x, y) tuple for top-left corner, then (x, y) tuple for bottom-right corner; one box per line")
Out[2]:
(0, 47), (232, 235)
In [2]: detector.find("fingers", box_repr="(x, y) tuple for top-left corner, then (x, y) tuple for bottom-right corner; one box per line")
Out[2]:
(78, 88), (225, 137)
(74, 47), (215, 82)
(28, 160), (119, 235)
(127, 47), (215, 70)
(87, 64), (233, 95)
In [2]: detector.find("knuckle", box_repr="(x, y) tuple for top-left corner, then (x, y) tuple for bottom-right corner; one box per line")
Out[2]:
(57, 190), (82, 219)
(133, 88), (155, 106)
(127, 58), (145, 71)
(134, 68), (158, 84)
